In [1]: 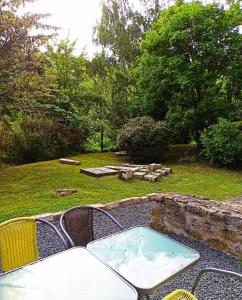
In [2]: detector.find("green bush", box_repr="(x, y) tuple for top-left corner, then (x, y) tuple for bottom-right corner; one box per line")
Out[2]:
(0, 117), (89, 164)
(201, 119), (242, 168)
(117, 117), (169, 163)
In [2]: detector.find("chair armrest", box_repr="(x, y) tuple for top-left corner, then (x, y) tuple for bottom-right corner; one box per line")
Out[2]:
(192, 267), (242, 294)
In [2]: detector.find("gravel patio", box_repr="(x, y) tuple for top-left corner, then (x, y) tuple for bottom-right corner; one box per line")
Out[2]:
(36, 202), (241, 299)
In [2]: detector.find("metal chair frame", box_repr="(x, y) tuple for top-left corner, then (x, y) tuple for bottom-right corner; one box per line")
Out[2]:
(60, 206), (124, 247)
(35, 218), (68, 250)
(161, 267), (242, 300)
(191, 267), (242, 295)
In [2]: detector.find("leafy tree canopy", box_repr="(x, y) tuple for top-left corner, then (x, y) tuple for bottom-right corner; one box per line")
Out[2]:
(133, 1), (242, 143)
(0, 0), (55, 117)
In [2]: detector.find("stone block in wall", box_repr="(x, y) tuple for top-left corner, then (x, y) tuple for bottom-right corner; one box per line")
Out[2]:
(205, 237), (228, 252)
(119, 197), (144, 207)
(35, 212), (53, 222)
(151, 192), (242, 257)
(103, 201), (120, 210)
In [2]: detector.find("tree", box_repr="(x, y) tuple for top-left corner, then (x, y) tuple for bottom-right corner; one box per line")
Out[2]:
(45, 39), (90, 109)
(44, 39), (94, 127)
(0, 0), (54, 117)
(94, 0), (150, 129)
(94, 0), (148, 67)
(133, 1), (242, 144)
(87, 52), (116, 151)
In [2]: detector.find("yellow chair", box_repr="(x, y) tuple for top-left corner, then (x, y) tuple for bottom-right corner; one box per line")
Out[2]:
(163, 289), (197, 300)
(0, 217), (68, 272)
(162, 268), (242, 300)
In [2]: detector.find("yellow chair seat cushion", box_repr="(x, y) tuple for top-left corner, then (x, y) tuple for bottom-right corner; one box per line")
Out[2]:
(162, 289), (198, 300)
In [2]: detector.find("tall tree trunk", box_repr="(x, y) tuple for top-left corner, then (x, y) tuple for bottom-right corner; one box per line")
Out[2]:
(100, 128), (104, 152)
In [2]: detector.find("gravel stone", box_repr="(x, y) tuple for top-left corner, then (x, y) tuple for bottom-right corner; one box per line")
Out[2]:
(2, 202), (242, 299)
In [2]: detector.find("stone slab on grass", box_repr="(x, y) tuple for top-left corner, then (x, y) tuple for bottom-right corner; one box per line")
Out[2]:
(162, 167), (172, 174)
(144, 174), (160, 182)
(133, 172), (146, 179)
(155, 169), (168, 176)
(140, 168), (149, 173)
(148, 163), (161, 171)
(122, 163), (148, 168)
(80, 167), (119, 177)
(56, 189), (77, 197)
(114, 151), (127, 156)
(119, 170), (134, 180)
(106, 165), (140, 172)
(59, 158), (81, 165)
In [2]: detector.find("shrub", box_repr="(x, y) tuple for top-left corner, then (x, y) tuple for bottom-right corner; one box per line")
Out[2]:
(201, 119), (242, 168)
(117, 117), (169, 163)
(1, 117), (89, 164)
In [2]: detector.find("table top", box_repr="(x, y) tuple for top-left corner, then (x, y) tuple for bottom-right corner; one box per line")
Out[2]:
(87, 226), (200, 294)
(0, 248), (137, 300)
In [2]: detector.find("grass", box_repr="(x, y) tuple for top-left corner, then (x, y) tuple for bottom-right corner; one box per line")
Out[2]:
(0, 147), (242, 222)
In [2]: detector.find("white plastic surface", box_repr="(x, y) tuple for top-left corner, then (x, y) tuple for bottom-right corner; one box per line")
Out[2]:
(0, 248), (137, 300)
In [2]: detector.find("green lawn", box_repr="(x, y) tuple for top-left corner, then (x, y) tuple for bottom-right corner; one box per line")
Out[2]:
(0, 149), (242, 222)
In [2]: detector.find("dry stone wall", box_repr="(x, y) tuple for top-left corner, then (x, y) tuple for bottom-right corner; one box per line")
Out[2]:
(36, 192), (242, 257)
(149, 193), (242, 257)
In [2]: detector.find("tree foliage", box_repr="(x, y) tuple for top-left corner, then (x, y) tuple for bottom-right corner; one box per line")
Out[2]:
(0, 0), (55, 116)
(133, 1), (242, 143)
(93, 0), (158, 129)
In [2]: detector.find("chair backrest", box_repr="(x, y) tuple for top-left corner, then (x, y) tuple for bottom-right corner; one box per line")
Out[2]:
(61, 207), (94, 247)
(0, 217), (39, 272)
(0, 217), (68, 272)
(60, 206), (124, 248)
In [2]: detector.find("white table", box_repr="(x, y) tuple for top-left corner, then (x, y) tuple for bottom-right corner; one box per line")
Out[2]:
(0, 248), (137, 300)
(87, 226), (200, 299)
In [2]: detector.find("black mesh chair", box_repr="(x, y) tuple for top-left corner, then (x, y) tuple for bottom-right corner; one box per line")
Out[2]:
(60, 206), (124, 247)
